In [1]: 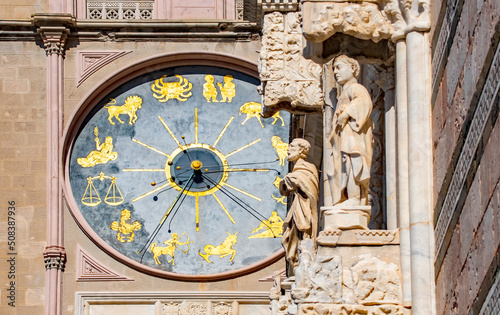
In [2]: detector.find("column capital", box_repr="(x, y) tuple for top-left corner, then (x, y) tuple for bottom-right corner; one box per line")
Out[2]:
(401, 0), (431, 33)
(33, 14), (75, 55)
(43, 245), (67, 271)
(38, 26), (69, 56)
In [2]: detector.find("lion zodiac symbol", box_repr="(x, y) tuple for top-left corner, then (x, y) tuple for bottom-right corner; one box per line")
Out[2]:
(104, 95), (143, 125)
(151, 74), (193, 102)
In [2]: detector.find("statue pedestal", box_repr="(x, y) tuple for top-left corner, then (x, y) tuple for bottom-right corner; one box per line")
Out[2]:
(321, 205), (371, 230)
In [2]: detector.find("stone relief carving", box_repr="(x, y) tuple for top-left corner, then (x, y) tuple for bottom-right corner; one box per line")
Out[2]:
(163, 302), (180, 315)
(260, 12), (323, 114)
(279, 139), (320, 268)
(381, 0), (406, 41)
(162, 300), (236, 315)
(292, 239), (342, 304)
(302, 2), (394, 43)
(343, 255), (402, 305)
(299, 304), (404, 315)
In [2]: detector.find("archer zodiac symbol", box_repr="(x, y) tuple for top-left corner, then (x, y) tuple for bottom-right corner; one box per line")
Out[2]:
(110, 209), (142, 243)
(239, 102), (284, 128)
(249, 211), (284, 239)
(81, 171), (124, 207)
(77, 127), (118, 168)
(104, 95), (143, 125)
(151, 74), (193, 102)
(199, 232), (238, 263)
(150, 232), (193, 265)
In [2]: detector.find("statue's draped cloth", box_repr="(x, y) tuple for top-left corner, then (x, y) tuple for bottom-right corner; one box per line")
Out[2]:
(281, 159), (319, 266)
(327, 82), (373, 205)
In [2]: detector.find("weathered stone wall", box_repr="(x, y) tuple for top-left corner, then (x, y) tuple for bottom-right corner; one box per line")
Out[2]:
(0, 0), (48, 19)
(0, 42), (47, 314)
(432, 0), (500, 313)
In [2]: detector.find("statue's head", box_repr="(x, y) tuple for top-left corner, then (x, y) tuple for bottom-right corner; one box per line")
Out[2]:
(288, 138), (310, 162)
(205, 74), (214, 82)
(333, 55), (360, 83)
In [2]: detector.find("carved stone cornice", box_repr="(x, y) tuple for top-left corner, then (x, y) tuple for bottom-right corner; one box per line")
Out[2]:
(43, 245), (67, 271)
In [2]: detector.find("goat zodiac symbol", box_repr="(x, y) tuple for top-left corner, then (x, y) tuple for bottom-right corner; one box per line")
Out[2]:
(199, 232), (238, 263)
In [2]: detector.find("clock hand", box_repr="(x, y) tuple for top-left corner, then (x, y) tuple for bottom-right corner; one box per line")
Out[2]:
(166, 179), (195, 233)
(138, 173), (195, 259)
(201, 175), (278, 237)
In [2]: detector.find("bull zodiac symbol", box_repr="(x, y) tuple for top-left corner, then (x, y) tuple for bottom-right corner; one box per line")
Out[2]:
(151, 74), (193, 102)
(199, 232), (238, 263)
(239, 102), (284, 128)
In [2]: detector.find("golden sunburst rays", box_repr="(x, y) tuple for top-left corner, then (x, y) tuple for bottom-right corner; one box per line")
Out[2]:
(122, 108), (268, 231)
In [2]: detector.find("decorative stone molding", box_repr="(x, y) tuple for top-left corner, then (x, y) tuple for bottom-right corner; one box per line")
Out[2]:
(75, 292), (269, 315)
(301, 1), (394, 43)
(76, 245), (133, 281)
(298, 303), (405, 315)
(77, 50), (132, 86)
(479, 272), (500, 315)
(259, 11), (323, 115)
(87, 1), (154, 20)
(431, 0), (462, 97)
(435, 43), (500, 263)
(262, 0), (298, 12)
(355, 230), (397, 245)
(43, 245), (67, 271)
(317, 229), (399, 246)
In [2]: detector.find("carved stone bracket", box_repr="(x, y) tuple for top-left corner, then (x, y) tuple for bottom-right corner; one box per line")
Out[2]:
(43, 245), (67, 271)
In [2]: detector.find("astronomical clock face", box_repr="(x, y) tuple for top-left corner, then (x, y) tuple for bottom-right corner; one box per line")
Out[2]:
(68, 65), (290, 278)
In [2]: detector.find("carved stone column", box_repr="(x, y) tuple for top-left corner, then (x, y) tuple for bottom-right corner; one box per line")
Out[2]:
(402, 1), (435, 313)
(35, 14), (73, 315)
(395, 38), (412, 307)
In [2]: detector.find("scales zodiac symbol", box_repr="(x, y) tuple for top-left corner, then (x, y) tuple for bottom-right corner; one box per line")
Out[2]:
(81, 171), (124, 207)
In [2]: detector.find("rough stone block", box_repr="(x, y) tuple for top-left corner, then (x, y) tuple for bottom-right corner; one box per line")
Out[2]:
(14, 122), (36, 133)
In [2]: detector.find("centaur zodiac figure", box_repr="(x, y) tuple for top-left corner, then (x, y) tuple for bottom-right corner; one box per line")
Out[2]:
(150, 232), (193, 265)
(199, 232), (238, 263)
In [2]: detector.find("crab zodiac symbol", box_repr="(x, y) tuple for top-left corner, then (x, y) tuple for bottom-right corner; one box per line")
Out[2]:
(151, 74), (193, 102)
